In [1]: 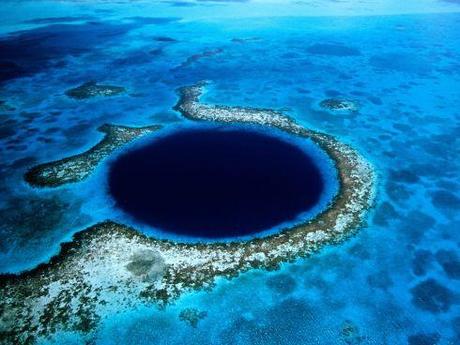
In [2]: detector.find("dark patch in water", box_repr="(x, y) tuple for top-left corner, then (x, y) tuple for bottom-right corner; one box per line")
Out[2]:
(372, 201), (397, 226)
(165, 1), (198, 7)
(399, 210), (436, 243)
(307, 43), (361, 57)
(197, 0), (250, 2)
(412, 250), (433, 276)
(266, 273), (297, 294)
(407, 332), (440, 345)
(179, 308), (207, 328)
(367, 271), (393, 290)
(389, 169), (420, 184)
(23, 16), (96, 24)
(65, 81), (125, 99)
(452, 316), (460, 341)
(0, 21), (145, 83)
(435, 250), (460, 280)
(124, 17), (180, 25)
(153, 36), (178, 42)
(0, 194), (89, 251)
(324, 89), (341, 97)
(385, 180), (411, 203)
(109, 128), (325, 238)
(175, 48), (224, 69)
(430, 189), (460, 210)
(367, 95), (382, 105)
(340, 320), (364, 345)
(149, 48), (164, 56)
(410, 278), (456, 313)
(112, 50), (153, 67)
(348, 243), (371, 260)
(369, 53), (430, 75)
(0, 116), (18, 140)
(10, 156), (37, 170)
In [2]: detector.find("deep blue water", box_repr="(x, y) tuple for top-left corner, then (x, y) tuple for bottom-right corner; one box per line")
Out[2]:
(109, 126), (327, 238)
(0, 0), (460, 344)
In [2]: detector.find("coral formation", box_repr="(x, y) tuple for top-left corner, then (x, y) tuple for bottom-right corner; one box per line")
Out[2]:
(65, 81), (126, 100)
(25, 124), (161, 187)
(340, 320), (365, 345)
(174, 49), (223, 69)
(0, 82), (375, 343)
(179, 308), (208, 328)
(319, 98), (359, 113)
(0, 100), (15, 112)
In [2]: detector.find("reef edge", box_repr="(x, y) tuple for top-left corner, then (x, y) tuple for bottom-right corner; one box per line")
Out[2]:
(1, 82), (375, 344)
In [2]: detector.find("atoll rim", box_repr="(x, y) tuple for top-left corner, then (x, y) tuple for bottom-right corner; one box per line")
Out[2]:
(1, 4), (458, 344)
(0, 81), (375, 344)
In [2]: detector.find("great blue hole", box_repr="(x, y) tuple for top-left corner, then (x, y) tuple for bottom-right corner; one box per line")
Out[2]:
(108, 127), (327, 239)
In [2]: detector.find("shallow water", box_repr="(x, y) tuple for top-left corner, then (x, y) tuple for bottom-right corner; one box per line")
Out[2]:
(1, 0), (460, 344)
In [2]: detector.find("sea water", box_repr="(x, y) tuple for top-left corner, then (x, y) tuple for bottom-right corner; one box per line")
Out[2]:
(1, 1), (459, 344)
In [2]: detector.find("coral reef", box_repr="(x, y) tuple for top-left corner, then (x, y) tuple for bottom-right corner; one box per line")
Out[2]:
(65, 81), (126, 100)
(0, 82), (375, 343)
(307, 43), (361, 57)
(174, 49), (223, 69)
(340, 320), (365, 345)
(410, 279), (456, 313)
(0, 193), (88, 254)
(25, 124), (161, 187)
(231, 37), (260, 44)
(179, 308), (208, 328)
(319, 98), (359, 113)
(0, 100), (16, 112)
(174, 81), (305, 133)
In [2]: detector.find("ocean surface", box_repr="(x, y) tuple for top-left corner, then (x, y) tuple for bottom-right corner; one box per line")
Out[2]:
(1, 0), (459, 344)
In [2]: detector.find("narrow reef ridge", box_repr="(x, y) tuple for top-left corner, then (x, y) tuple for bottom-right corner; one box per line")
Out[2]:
(24, 124), (161, 187)
(0, 82), (375, 344)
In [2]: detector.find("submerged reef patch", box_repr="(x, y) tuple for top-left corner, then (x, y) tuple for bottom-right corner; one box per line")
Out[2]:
(1, 82), (374, 343)
(0, 21), (141, 84)
(319, 98), (359, 113)
(65, 81), (126, 100)
(407, 332), (440, 345)
(179, 308), (208, 328)
(25, 124), (161, 187)
(174, 48), (224, 70)
(410, 278), (456, 313)
(0, 193), (88, 256)
(306, 43), (361, 57)
(340, 320), (365, 345)
(0, 100), (16, 112)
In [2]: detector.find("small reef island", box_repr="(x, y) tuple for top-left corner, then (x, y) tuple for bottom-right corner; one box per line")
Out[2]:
(319, 98), (359, 113)
(0, 82), (375, 344)
(65, 81), (126, 100)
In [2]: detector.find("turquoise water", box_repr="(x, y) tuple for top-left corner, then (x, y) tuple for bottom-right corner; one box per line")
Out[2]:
(1, 0), (460, 344)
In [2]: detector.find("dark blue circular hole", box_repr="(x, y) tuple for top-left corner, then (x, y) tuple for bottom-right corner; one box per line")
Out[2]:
(108, 127), (325, 239)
